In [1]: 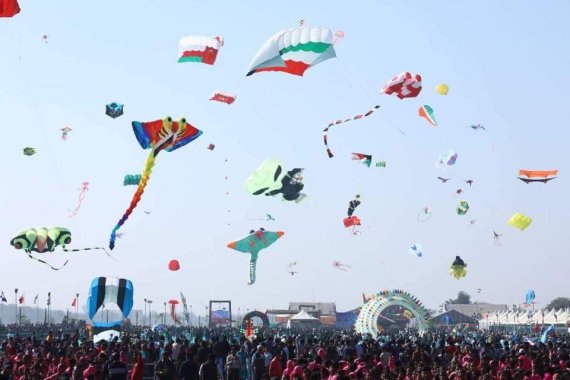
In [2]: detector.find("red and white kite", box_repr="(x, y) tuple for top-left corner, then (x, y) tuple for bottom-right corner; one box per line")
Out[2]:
(381, 72), (422, 99)
(209, 91), (236, 105)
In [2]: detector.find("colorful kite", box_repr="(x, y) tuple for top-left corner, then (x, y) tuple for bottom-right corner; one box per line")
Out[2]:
(344, 195), (362, 234)
(10, 227), (108, 270)
(456, 201), (469, 215)
(525, 290), (536, 305)
(323, 105), (381, 158)
(178, 35), (223, 65)
(68, 181), (89, 218)
(60, 127), (72, 140)
(227, 228), (285, 285)
(109, 116), (203, 250)
(417, 207), (431, 222)
(87, 277), (133, 328)
(435, 83), (449, 95)
(436, 150), (458, 169)
(449, 256), (467, 280)
(168, 300), (181, 324)
(245, 159), (307, 203)
(409, 244), (423, 257)
(209, 91), (236, 104)
(123, 174), (141, 186)
(419, 105), (437, 126)
(106, 103), (124, 119)
(381, 72), (422, 99)
(351, 153), (372, 167)
(247, 26), (336, 76)
(517, 170), (559, 184)
(23, 147), (36, 156)
(332, 261), (351, 271)
(0, 0), (20, 17)
(376, 161), (386, 168)
(508, 212), (532, 231)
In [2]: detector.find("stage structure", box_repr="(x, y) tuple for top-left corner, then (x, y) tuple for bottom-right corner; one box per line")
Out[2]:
(209, 300), (232, 327)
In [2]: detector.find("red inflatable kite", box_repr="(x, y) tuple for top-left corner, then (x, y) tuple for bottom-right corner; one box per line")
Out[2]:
(0, 0), (20, 17)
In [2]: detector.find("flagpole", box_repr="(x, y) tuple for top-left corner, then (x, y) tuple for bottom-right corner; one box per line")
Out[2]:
(14, 289), (18, 326)
(76, 293), (79, 321)
(36, 297), (39, 324)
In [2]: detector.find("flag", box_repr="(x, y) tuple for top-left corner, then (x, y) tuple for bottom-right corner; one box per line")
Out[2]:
(34, 295), (38, 304)
(0, 292), (7, 303)
(71, 298), (76, 307)
(18, 294), (24, 304)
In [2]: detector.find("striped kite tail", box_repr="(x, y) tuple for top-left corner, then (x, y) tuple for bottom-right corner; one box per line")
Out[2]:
(248, 254), (258, 285)
(109, 150), (157, 250)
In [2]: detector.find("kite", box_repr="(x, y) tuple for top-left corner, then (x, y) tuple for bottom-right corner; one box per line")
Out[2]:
(333, 30), (345, 44)
(417, 207), (431, 222)
(381, 72), (422, 99)
(468, 124), (486, 131)
(376, 161), (386, 168)
(347, 194), (361, 217)
(344, 195), (362, 234)
(245, 159), (307, 203)
(323, 105), (381, 158)
(246, 26), (336, 76)
(409, 244), (422, 258)
(436, 150), (458, 169)
(465, 179), (474, 187)
(288, 270), (297, 276)
(435, 83), (449, 95)
(41, 35), (48, 44)
(178, 35), (223, 65)
(23, 147), (36, 156)
(517, 170), (559, 184)
(209, 91), (236, 105)
(227, 228), (284, 285)
(87, 277), (134, 328)
(493, 231), (502, 246)
(332, 261), (351, 271)
(68, 181), (89, 218)
(180, 291), (191, 326)
(168, 300), (181, 324)
(456, 201), (469, 215)
(449, 256), (467, 280)
(10, 227), (108, 270)
(508, 213), (532, 231)
(437, 177), (451, 183)
(287, 262), (297, 276)
(266, 214), (275, 221)
(109, 116), (203, 250)
(525, 290), (536, 305)
(455, 189), (463, 196)
(207, 144), (215, 151)
(60, 127), (72, 140)
(105, 103), (124, 119)
(0, 0), (20, 17)
(352, 153), (372, 168)
(123, 174), (141, 186)
(419, 105), (437, 126)
(168, 259), (180, 271)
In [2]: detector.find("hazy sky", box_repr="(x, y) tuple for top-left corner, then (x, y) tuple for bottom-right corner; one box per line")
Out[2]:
(0, 0), (568, 318)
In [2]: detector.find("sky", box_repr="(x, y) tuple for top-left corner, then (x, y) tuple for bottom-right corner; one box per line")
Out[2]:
(0, 0), (569, 320)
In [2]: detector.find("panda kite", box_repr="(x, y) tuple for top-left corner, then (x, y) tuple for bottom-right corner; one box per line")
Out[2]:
(244, 159), (307, 203)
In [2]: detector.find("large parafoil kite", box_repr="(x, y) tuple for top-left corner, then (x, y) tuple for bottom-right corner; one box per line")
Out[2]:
(246, 26), (336, 76)
(10, 227), (108, 270)
(449, 256), (467, 279)
(0, 0), (20, 17)
(517, 170), (559, 184)
(508, 213), (532, 231)
(209, 91), (236, 105)
(435, 83), (449, 95)
(227, 228), (284, 285)
(381, 72), (422, 99)
(178, 36), (223, 65)
(123, 174), (141, 186)
(87, 277), (134, 328)
(109, 117), (203, 250)
(245, 159), (307, 203)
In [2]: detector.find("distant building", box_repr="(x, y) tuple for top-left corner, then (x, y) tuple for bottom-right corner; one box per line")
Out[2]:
(266, 302), (337, 326)
(429, 310), (477, 327)
(445, 303), (508, 320)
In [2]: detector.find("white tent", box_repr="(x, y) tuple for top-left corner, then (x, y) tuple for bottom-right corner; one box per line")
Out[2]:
(286, 310), (319, 329)
(93, 329), (121, 343)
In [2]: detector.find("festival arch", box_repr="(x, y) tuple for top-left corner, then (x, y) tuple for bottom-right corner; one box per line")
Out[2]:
(355, 289), (429, 337)
(241, 310), (269, 330)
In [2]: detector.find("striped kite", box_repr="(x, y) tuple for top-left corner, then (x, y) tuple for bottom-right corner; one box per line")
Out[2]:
(323, 106), (380, 158)
(419, 105), (437, 126)
(178, 35), (223, 65)
(381, 72), (422, 99)
(517, 170), (558, 184)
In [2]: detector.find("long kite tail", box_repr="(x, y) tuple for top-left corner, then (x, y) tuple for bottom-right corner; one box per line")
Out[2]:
(322, 105), (381, 158)
(62, 245), (111, 257)
(109, 150), (158, 250)
(27, 253), (69, 271)
(68, 191), (86, 218)
(247, 252), (258, 285)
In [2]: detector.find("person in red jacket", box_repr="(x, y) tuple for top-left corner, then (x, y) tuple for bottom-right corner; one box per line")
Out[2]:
(130, 352), (144, 380)
(268, 355), (282, 378)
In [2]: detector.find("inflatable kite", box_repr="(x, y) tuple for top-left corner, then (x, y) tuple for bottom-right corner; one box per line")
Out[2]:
(123, 174), (141, 186)
(508, 213), (532, 231)
(109, 116), (203, 250)
(245, 159), (307, 203)
(343, 195), (362, 234)
(381, 72), (422, 99)
(168, 259), (180, 271)
(227, 228), (285, 285)
(517, 170), (559, 184)
(106, 103), (124, 119)
(323, 106), (380, 158)
(60, 127), (72, 140)
(0, 0), (20, 17)
(68, 182), (89, 218)
(10, 227), (108, 270)
(87, 277), (134, 328)
(409, 244), (423, 257)
(525, 289), (536, 305)
(435, 83), (449, 95)
(209, 91), (236, 104)
(246, 26), (336, 76)
(178, 35), (223, 65)
(168, 300), (180, 324)
(436, 150), (458, 169)
(456, 201), (469, 216)
(419, 105), (437, 126)
(449, 256), (467, 280)
(23, 147), (36, 156)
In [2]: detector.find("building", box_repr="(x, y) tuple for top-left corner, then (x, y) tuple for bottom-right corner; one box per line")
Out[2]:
(266, 302), (337, 326)
(444, 303), (508, 320)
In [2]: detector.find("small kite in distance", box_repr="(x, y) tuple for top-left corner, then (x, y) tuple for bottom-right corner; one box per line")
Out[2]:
(437, 177), (451, 183)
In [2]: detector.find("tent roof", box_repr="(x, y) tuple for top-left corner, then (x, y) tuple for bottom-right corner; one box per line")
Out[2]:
(290, 310), (319, 320)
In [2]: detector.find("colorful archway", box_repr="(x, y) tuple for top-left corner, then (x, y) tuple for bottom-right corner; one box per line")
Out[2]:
(241, 310), (269, 330)
(355, 289), (428, 337)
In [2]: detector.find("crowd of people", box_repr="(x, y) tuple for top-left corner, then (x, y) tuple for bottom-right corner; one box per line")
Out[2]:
(0, 323), (569, 380)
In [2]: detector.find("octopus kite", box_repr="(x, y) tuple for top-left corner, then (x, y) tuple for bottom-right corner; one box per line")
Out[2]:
(449, 256), (467, 280)
(68, 181), (89, 218)
(227, 228), (284, 285)
(109, 116), (203, 250)
(10, 227), (108, 270)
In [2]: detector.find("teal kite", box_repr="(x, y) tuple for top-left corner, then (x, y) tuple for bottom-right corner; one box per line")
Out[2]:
(419, 105), (437, 126)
